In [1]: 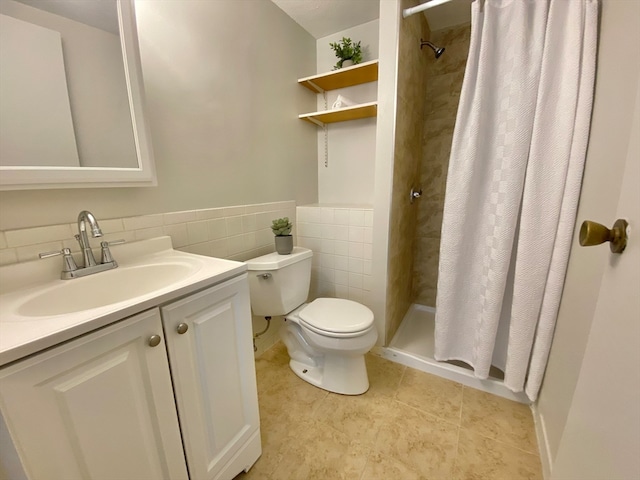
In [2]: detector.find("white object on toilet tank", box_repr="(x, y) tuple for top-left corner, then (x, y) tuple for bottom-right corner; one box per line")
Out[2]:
(246, 247), (313, 316)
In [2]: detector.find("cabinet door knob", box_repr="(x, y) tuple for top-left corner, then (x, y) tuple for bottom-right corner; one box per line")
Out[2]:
(148, 335), (162, 347)
(176, 323), (189, 334)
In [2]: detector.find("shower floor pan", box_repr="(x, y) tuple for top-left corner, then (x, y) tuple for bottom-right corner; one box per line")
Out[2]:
(371, 304), (529, 403)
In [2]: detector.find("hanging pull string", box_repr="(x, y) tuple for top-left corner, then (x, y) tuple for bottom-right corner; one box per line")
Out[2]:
(323, 91), (329, 168)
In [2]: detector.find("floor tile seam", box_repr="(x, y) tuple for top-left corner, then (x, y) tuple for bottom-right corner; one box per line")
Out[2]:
(399, 366), (466, 391)
(451, 424), (462, 480)
(357, 454), (371, 480)
(317, 410), (386, 454)
(368, 449), (424, 478)
(390, 397), (462, 428)
(458, 425), (541, 456)
(460, 385), (533, 428)
(310, 391), (330, 416)
(308, 410), (376, 450)
(396, 362), (409, 392)
(258, 441), (291, 480)
(458, 384), (465, 424)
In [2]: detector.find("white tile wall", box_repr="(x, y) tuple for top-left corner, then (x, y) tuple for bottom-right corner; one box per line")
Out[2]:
(297, 205), (373, 308)
(0, 201), (296, 266)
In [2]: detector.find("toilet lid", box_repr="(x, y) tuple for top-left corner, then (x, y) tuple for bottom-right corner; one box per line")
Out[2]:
(299, 298), (374, 334)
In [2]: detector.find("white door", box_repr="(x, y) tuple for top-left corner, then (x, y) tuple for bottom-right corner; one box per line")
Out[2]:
(0, 308), (188, 480)
(161, 274), (260, 480)
(551, 80), (640, 479)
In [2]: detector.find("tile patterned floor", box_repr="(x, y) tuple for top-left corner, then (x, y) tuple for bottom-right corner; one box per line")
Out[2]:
(235, 342), (542, 480)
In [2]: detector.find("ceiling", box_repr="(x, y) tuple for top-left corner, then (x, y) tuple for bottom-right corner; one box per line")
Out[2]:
(270, 0), (471, 39)
(270, 0), (380, 39)
(13, 0), (119, 34)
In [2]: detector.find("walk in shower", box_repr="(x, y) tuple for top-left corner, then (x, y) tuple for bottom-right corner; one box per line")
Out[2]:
(377, 0), (597, 403)
(374, 3), (518, 399)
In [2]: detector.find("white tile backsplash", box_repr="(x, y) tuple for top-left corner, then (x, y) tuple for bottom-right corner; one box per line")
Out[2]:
(226, 216), (243, 236)
(208, 218), (228, 239)
(135, 226), (165, 241)
(186, 221), (209, 244)
(164, 210), (197, 225)
(348, 210), (365, 226)
(195, 207), (225, 220)
(297, 205), (373, 309)
(5, 224), (74, 248)
(0, 201), (296, 267)
(163, 224), (189, 248)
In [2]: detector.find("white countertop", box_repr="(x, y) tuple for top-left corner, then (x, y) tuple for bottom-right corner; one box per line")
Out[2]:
(0, 237), (246, 366)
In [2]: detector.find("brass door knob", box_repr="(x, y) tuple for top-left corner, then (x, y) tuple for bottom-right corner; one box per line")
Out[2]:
(579, 219), (628, 254)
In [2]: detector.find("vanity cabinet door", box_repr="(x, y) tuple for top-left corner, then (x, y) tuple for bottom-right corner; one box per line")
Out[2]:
(161, 274), (261, 480)
(0, 308), (188, 480)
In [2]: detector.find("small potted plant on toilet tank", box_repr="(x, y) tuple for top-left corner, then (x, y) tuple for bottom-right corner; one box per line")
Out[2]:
(271, 217), (293, 255)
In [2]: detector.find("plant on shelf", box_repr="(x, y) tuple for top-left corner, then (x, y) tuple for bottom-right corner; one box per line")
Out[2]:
(271, 217), (293, 255)
(329, 37), (363, 70)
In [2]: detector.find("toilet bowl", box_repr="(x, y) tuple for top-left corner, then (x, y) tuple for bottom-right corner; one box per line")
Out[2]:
(246, 248), (377, 395)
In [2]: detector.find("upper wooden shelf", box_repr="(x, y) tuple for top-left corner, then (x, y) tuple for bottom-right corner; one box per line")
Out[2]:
(298, 60), (379, 93)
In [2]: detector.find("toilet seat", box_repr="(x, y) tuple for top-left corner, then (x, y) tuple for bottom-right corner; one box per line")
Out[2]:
(298, 298), (374, 338)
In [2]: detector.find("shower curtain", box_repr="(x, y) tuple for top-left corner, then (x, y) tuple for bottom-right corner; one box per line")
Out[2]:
(434, 0), (598, 401)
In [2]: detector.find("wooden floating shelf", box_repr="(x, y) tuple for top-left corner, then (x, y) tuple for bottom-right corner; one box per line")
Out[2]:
(299, 102), (378, 126)
(298, 60), (379, 93)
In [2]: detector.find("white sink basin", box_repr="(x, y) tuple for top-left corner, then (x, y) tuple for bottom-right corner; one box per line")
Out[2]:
(0, 236), (247, 366)
(18, 262), (198, 317)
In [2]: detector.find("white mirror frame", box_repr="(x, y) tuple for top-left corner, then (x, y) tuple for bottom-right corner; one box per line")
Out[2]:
(0, 0), (156, 191)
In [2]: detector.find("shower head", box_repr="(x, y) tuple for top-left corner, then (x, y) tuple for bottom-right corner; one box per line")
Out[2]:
(420, 39), (445, 59)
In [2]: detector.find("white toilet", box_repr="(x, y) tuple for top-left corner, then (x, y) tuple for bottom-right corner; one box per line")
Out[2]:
(246, 247), (377, 395)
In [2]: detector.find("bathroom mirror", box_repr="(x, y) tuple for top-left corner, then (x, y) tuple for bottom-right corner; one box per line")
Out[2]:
(0, 0), (156, 190)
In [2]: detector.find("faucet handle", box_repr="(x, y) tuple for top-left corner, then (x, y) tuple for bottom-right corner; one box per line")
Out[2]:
(39, 248), (78, 273)
(103, 239), (125, 246)
(100, 239), (125, 264)
(39, 248), (69, 259)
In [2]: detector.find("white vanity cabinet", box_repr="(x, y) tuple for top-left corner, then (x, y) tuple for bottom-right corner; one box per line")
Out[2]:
(0, 273), (260, 480)
(161, 274), (261, 480)
(0, 308), (188, 480)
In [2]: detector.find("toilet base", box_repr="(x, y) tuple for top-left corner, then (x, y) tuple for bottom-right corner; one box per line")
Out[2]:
(288, 354), (369, 396)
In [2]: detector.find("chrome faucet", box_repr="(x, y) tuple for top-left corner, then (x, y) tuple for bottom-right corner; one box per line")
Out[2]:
(76, 210), (103, 267)
(39, 210), (124, 279)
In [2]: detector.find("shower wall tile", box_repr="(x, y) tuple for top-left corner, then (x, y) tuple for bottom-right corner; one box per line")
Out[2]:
(385, 1), (431, 344)
(296, 205), (373, 309)
(415, 201), (444, 240)
(413, 22), (472, 308)
(427, 23), (472, 78)
(431, 22), (472, 47)
(0, 200), (296, 266)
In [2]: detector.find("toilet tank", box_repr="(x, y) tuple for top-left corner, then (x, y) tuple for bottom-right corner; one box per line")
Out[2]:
(246, 247), (313, 316)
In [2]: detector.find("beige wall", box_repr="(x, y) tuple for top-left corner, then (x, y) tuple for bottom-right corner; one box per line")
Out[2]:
(316, 20), (380, 205)
(315, 20), (379, 206)
(536, 0), (640, 470)
(412, 23), (470, 307)
(0, 0), (317, 231)
(384, 0), (430, 344)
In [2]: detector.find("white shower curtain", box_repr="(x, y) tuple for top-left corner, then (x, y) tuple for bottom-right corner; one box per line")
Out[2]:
(434, 0), (598, 401)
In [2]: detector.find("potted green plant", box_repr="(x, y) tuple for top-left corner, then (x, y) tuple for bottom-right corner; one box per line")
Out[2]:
(271, 217), (293, 255)
(329, 37), (363, 70)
